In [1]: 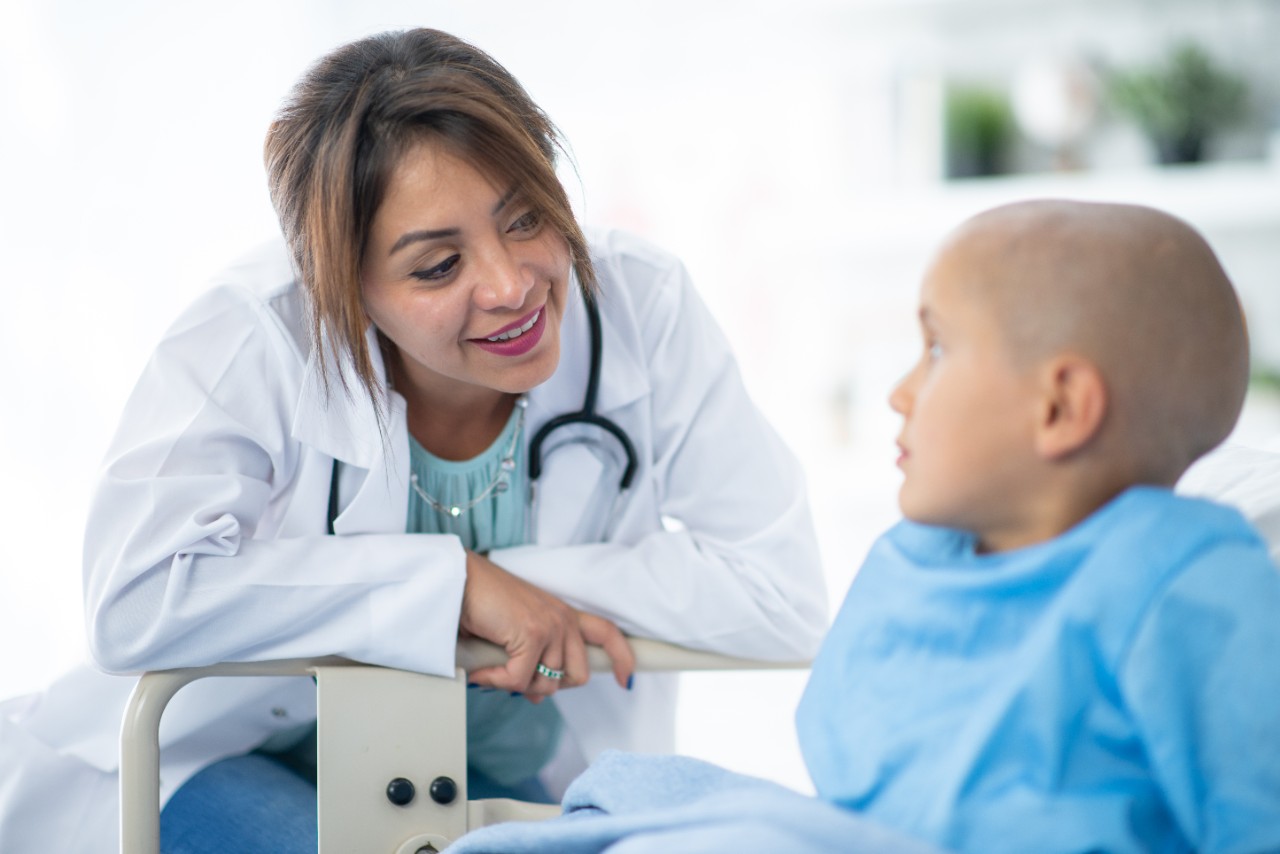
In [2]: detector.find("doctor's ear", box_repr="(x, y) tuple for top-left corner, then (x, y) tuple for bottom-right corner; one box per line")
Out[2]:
(1032, 353), (1108, 461)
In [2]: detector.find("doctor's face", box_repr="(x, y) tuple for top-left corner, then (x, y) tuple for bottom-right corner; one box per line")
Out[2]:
(361, 140), (572, 404)
(888, 248), (1043, 552)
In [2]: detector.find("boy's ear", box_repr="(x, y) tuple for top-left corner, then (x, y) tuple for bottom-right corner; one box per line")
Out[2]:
(1033, 354), (1107, 460)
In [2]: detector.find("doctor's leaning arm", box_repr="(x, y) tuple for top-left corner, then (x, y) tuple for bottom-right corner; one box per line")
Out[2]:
(0, 27), (826, 854)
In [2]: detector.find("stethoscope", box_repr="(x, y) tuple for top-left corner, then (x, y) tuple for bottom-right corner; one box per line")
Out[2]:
(529, 295), (637, 492)
(328, 295), (638, 534)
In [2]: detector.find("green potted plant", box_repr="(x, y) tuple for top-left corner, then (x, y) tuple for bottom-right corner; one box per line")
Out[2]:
(1107, 42), (1248, 164)
(944, 85), (1015, 179)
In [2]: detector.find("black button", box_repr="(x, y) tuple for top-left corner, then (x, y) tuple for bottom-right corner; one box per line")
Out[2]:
(428, 776), (458, 805)
(386, 777), (415, 806)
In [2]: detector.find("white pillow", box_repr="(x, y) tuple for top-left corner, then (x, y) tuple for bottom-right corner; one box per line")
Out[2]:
(1177, 441), (1280, 564)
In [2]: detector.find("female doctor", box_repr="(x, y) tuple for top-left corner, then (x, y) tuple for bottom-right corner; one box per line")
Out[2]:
(0, 27), (826, 853)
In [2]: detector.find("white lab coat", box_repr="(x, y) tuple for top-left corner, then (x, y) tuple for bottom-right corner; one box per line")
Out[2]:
(0, 228), (827, 852)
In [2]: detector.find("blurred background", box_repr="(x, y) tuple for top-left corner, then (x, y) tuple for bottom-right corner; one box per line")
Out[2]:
(3, 0), (1279, 795)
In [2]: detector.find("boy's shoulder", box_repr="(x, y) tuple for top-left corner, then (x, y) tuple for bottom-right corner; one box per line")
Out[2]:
(1177, 441), (1280, 563)
(880, 486), (1263, 569)
(861, 487), (1272, 644)
(1093, 488), (1270, 599)
(1101, 486), (1263, 556)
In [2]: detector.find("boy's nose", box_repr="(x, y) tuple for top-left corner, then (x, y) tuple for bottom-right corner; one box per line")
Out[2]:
(888, 371), (915, 415)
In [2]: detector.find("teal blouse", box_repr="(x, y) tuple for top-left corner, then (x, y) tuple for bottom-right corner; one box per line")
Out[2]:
(406, 399), (564, 787)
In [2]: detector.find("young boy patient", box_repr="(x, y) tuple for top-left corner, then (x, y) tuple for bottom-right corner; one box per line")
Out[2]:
(450, 200), (1278, 854)
(797, 199), (1280, 853)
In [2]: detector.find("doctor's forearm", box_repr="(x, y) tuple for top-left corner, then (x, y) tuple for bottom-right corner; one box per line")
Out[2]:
(488, 537), (827, 660)
(84, 533), (466, 675)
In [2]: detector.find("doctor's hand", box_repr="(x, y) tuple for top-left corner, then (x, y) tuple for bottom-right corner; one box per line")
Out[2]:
(460, 550), (635, 701)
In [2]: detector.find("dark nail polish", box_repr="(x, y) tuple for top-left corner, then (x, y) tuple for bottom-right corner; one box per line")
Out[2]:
(626, 674), (634, 691)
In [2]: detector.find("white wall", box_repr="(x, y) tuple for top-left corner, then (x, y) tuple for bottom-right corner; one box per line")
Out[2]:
(2, 0), (1278, 793)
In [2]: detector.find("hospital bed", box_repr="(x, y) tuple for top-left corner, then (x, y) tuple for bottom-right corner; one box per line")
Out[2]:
(119, 637), (808, 853)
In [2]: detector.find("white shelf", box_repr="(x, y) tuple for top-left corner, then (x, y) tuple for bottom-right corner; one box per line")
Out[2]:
(825, 159), (1280, 369)
(845, 159), (1280, 253)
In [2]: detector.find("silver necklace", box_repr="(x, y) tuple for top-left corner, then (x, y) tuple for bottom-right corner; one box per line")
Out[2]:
(409, 396), (527, 518)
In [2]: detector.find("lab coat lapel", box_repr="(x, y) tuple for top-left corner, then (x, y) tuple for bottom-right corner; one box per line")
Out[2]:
(525, 283), (649, 545)
(291, 323), (410, 535)
(524, 283), (649, 425)
(589, 284), (650, 412)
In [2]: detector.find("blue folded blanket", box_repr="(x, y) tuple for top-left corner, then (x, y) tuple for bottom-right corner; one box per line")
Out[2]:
(448, 751), (946, 853)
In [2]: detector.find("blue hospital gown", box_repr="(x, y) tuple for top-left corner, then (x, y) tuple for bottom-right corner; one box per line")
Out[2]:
(797, 486), (1280, 853)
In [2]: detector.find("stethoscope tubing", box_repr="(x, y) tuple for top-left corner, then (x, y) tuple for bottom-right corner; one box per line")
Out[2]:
(527, 294), (637, 490)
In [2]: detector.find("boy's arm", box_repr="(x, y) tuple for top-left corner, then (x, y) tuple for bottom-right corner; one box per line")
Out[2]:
(1121, 540), (1280, 853)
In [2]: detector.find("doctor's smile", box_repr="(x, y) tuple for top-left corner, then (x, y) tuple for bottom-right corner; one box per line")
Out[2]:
(471, 304), (547, 356)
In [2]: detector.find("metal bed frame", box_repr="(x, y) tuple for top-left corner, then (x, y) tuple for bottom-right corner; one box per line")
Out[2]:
(120, 637), (807, 853)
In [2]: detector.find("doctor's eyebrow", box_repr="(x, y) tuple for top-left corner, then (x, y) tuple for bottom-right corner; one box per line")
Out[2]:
(387, 188), (521, 256)
(491, 186), (518, 215)
(390, 228), (460, 255)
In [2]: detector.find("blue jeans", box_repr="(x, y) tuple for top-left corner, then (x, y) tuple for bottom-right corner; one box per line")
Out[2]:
(159, 752), (554, 854)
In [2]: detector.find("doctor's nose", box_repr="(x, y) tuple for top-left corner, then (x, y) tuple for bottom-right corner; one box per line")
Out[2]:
(473, 248), (532, 310)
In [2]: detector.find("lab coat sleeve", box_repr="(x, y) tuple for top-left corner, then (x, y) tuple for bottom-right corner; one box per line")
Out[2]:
(492, 256), (828, 661)
(1119, 541), (1280, 853)
(82, 287), (465, 676)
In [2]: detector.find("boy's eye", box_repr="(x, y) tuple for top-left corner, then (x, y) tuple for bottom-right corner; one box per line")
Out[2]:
(508, 209), (542, 235)
(410, 254), (460, 282)
(927, 341), (943, 361)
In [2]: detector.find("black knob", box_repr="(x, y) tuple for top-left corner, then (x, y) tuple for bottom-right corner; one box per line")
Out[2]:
(386, 777), (416, 806)
(429, 775), (458, 805)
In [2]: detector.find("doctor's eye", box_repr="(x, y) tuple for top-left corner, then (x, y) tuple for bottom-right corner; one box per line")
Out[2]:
(411, 254), (460, 282)
(507, 208), (543, 236)
(927, 341), (943, 361)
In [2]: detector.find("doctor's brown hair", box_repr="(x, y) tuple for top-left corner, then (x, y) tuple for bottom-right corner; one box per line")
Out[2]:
(264, 28), (596, 402)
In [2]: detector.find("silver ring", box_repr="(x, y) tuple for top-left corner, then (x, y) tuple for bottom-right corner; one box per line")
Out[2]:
(535, 663), (564, 681)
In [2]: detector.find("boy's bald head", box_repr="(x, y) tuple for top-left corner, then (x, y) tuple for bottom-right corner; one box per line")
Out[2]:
(936, 199), (1248, 484)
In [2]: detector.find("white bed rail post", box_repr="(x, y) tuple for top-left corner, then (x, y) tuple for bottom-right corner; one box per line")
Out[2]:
(119, 670), (197, 854)
(120, 658), (340, 854)
(315, 663), (468, 854)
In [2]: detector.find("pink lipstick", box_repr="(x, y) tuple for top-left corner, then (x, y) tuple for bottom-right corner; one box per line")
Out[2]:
(470, 305), (546, 357)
